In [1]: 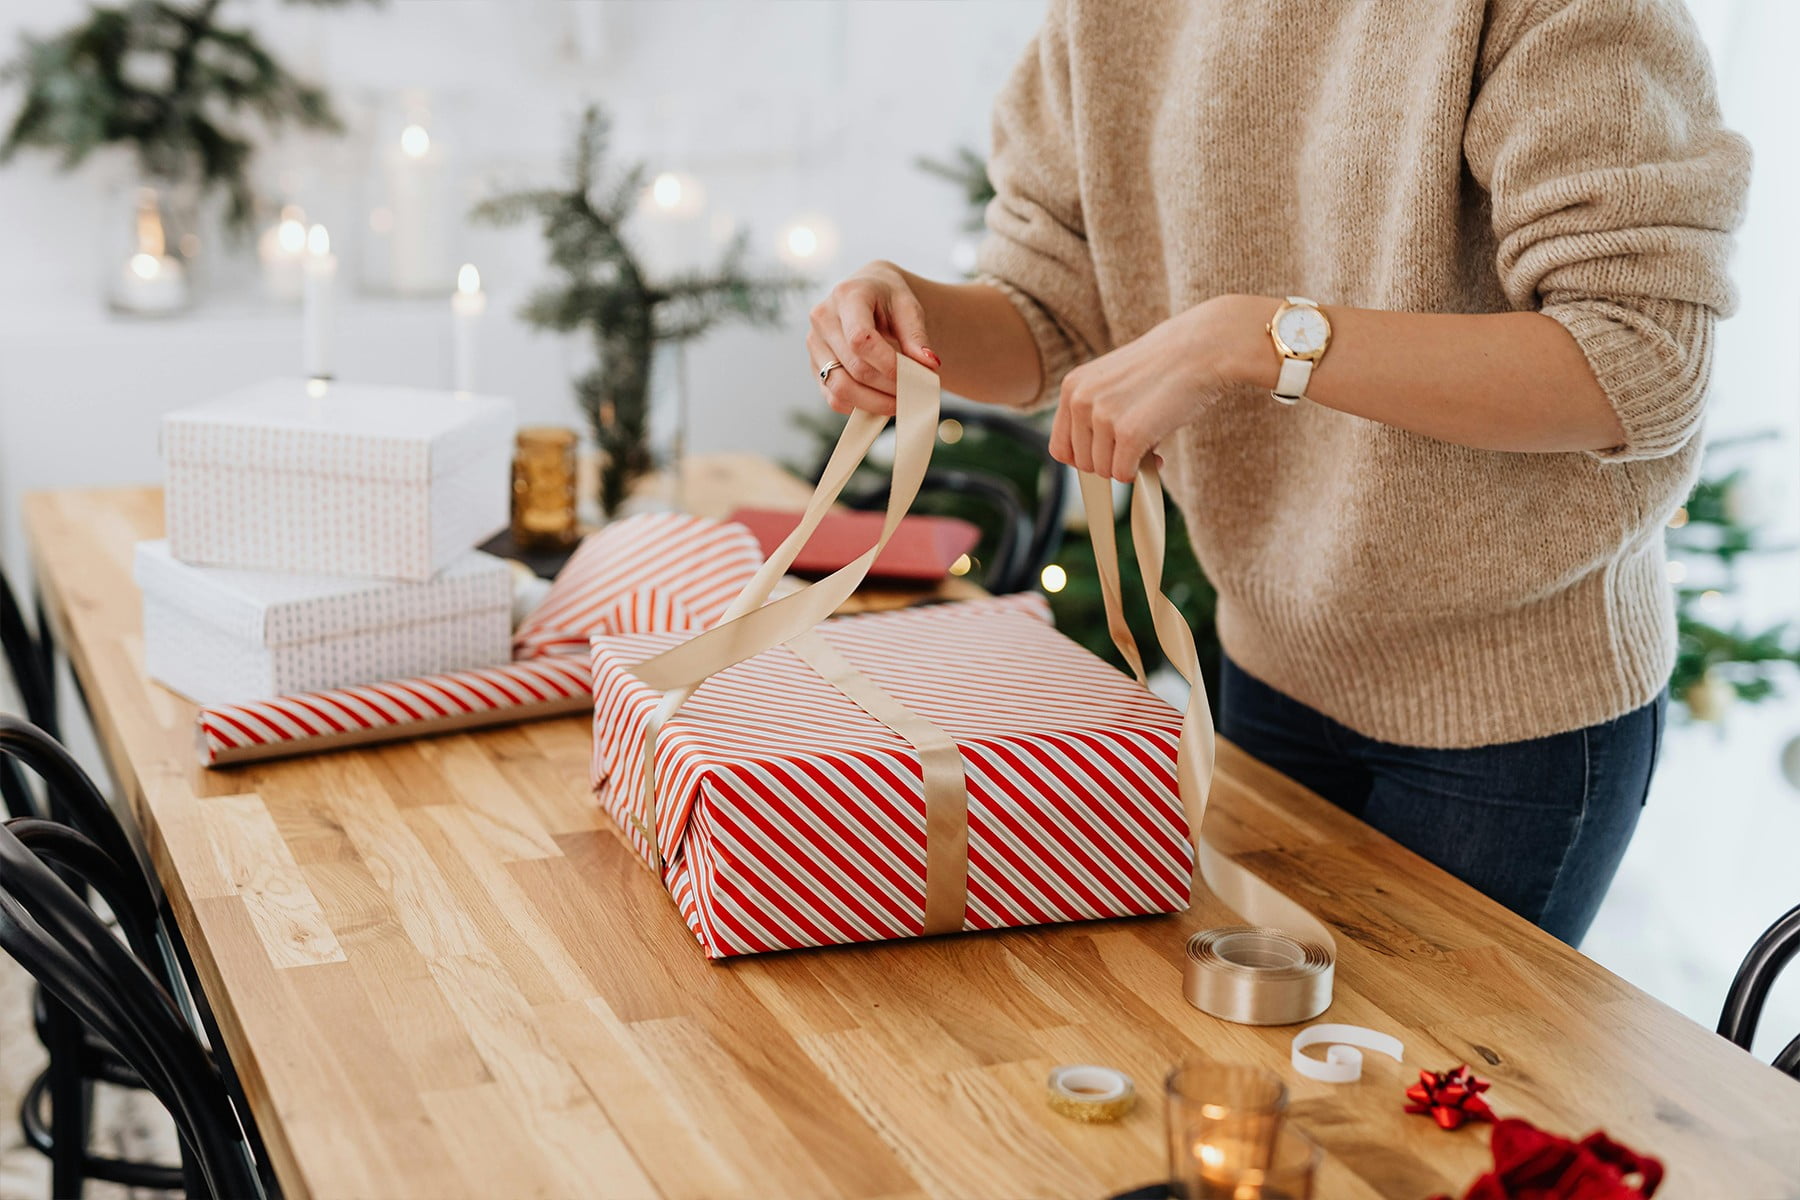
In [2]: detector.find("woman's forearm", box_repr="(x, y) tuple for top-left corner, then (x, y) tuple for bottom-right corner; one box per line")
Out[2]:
(1215, 295), (1626, 454)
(900, 271), (1044, 409)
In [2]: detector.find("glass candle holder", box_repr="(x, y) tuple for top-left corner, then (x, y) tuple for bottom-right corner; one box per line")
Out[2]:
(511, 427), (580, 551)
(1165, 1061), (1289, 1200)
(1182, 1123), (1320, 1200)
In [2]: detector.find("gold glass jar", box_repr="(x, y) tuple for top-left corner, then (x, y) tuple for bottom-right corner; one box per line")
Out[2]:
(511, 427), (580, 550)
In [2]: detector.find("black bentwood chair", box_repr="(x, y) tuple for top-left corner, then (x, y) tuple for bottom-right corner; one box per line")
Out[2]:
(0, 819), (258, 1199)
(0, 716), (190, 1196)
(1718, 903), (1800, 1079)
(818, 405), (1068, 595)
(1, 566), (58, 821)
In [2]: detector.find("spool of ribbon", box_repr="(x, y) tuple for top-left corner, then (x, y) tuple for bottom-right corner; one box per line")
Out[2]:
(1290, 1023), (1405, 1083)
(1045, 1064), (1136, 1123)
(1183, 926), (1335, 1026)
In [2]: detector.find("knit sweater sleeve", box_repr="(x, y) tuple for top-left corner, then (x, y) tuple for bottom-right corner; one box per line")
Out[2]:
(1464, 0), (1750, 462)
(975, 0), (1107, 412)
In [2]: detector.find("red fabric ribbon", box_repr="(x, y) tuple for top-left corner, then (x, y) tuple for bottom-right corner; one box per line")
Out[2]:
(1406, 1065), (1496, 1130)
(1432, 1118), (1665, 1200)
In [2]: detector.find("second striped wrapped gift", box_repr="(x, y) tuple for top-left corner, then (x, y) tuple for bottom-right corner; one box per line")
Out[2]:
(590, 593), (1195, 957)
(587, 358), (1204, 959)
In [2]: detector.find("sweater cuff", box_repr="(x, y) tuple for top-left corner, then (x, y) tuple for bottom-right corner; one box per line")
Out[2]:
(975, 273), (1081, 413)
(1544, 297), (1715, 463)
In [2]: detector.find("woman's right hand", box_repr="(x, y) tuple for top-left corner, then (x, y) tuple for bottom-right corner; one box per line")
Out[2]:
(808, 260), (942, 416)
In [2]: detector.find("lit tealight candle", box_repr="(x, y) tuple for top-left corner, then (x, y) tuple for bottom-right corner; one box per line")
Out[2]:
(451, 262), (486, 393)
(111, 187), (190, 316)
(301, 223), (337, 380)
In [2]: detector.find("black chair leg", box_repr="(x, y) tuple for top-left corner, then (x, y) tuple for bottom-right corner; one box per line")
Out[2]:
(45, 1001), (91, 1200)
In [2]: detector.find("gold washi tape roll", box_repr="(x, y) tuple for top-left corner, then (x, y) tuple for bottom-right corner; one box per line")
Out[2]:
(1184, 926), (1335, 1026)
(1045, 1064), (1137, 1123)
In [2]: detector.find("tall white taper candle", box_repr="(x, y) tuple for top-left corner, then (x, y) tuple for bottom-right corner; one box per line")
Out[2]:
(302, 224), (337, 379)
(451, 262), (486, 392)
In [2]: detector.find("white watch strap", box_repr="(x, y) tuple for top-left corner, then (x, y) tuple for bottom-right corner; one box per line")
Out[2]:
(1273, 356), (1312, 406)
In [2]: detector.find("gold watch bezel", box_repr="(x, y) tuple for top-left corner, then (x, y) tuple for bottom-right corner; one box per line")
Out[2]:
(1267, 299), (1331, 363)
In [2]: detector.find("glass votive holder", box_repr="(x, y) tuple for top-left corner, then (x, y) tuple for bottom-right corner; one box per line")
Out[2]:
(1165, 1061), (1289, 1200)
(511, 427), (580, 551)
(1184, 1123), (1320, 1199)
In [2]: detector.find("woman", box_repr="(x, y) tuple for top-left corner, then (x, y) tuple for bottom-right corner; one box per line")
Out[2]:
(807, 0), (1749, 945)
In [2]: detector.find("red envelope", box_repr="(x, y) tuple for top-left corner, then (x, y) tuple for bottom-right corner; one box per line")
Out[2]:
(727, 507), (982, 581)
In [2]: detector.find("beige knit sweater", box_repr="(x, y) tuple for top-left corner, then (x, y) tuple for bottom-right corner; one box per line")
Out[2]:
(977, 0), (1750, 748)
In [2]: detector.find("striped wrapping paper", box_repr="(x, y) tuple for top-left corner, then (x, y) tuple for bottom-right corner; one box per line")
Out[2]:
(589, 593), (1196, 959)
(198, 513), (763, 766)
(514, 512), (764, 659)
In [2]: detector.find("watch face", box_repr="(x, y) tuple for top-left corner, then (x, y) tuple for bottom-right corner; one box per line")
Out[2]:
(1276, 306), (1329, 356)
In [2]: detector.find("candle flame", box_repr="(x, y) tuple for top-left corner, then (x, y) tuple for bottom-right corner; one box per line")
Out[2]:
(277, 219), (307, 254)
(306, 224), (331, 256)
(134, 188), (166, 258)
(651, 172), (684, 209)
(457, 263), (481, 294)
(129, 253), (161, 280)
(785, 224), (820, 258)
(400, 123), (431, 158)
(1196, 1141), (1226, 1169)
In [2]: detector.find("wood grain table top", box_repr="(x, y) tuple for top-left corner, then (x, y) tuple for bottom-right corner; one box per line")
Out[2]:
(22, 467), (1800, 1200)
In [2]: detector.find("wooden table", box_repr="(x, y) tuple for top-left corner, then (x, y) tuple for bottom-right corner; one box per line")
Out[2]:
(24, 468), (1800, 1200)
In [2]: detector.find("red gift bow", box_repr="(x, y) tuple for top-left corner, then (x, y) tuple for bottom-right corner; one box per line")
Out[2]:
(1406, 1065), (1496, 1130)
(1431, 1117), (1665, 1200)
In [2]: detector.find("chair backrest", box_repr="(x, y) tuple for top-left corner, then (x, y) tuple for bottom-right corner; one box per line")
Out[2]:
(845, 468), (1034, 593)
(0, 715), (144, 893)
(2, 568), (59, 820)
(1718, 903), (1800, 1078)
(816, 405), (1068, 595)
(0, 819), (258, 1198)
(1, 564), (57, 731)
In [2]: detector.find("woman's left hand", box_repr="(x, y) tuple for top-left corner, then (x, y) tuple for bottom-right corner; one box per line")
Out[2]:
(1050, 294), (1269, 480)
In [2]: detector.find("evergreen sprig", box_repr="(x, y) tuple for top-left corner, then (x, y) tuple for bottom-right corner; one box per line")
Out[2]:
(473, 104), (804, 515)
(1667, 433), (1800, 715)
(915, 147), (995, 233)
(1, 0), (351, 233)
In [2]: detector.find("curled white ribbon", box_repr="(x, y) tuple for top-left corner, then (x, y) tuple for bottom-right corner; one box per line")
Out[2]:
(1291, 1023), (1405, 1083)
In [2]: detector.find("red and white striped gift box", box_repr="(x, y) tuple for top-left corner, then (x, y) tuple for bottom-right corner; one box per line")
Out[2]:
(198, 513), (761, 766)
(514, 513), (762, 659)
(589, 592), (1196, 959)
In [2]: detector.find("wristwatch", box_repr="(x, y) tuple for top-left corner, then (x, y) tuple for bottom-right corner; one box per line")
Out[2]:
(1266, 296), (1332, 405)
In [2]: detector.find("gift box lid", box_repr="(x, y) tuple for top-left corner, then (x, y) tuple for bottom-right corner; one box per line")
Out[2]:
(134, 541), (513, 647)
(161, 378), (515, 483)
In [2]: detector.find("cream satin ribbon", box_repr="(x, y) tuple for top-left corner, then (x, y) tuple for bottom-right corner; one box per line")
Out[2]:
(625, 358), (1338, 1017)
(1074, 466), (1339, 1024)
(626, 357), (949, 886)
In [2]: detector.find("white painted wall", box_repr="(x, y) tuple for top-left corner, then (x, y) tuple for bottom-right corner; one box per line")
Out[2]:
(0, 0), (1795, 1062)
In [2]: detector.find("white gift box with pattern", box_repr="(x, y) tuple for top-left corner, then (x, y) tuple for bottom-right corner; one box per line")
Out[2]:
(162, 378), (515, 581)
(136, 541), (514, 705)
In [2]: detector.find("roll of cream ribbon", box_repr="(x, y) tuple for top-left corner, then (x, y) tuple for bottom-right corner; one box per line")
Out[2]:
(1045, 1064), (1137, 1123)
(1184, 926), (1335, 1026)
(1290, 1023), (1405, 1083)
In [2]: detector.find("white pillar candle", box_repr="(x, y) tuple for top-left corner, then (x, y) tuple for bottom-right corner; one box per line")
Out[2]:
(385, 122), (450, 295)
(257, 206), (309, 303)
(451, 262), (486, 393)
(301, 223), (337, 379)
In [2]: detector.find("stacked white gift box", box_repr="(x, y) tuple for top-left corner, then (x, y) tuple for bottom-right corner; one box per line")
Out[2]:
(137, 378), (518, 706)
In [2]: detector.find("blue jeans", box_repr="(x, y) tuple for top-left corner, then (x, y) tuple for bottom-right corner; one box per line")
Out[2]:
(1217, 655), (1664, 946)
